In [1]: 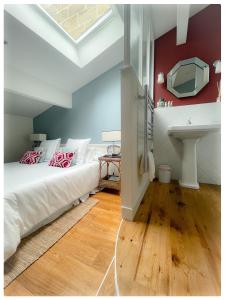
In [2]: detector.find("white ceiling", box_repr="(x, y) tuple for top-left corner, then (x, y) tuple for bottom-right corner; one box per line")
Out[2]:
(151, 4), (209, 40)
(4, 4), (209, 118)
(4, 6), (123, 118)
(4, 90), (52, 118)
(4, 10), (123, 94)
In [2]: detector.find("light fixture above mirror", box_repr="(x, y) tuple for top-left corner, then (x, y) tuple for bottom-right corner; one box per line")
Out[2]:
(213, 60), (221, 74)
(157, 72), (164, 84)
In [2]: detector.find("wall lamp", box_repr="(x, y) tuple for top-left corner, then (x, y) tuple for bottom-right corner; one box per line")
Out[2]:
(213, 60), (221, 74)
(157, 72), (165, 84)
(30, 133), (47, 149)
(213, 60), (221, 102)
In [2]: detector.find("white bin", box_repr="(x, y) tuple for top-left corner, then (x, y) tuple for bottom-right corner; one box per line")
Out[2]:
(158, 165), (171, 183)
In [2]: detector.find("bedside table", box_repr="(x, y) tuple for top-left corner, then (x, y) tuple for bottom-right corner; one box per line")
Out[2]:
(98, 156), (121, 191)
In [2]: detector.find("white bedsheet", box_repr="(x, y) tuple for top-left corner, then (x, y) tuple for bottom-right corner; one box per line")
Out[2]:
(4, 161), (99, 261)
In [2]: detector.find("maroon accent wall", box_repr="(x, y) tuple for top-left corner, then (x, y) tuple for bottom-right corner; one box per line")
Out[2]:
(154, 5), (221, 107)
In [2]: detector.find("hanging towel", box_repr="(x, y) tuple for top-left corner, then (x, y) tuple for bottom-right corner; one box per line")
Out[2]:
(148, 150), (155, 182)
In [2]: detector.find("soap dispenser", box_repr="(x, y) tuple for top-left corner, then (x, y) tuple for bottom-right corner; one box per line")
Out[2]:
(157, 97), (165, 107)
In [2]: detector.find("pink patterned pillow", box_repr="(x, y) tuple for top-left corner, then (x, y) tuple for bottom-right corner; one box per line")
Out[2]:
(49, 152), (75, 168)
(20, 151), (42, 164)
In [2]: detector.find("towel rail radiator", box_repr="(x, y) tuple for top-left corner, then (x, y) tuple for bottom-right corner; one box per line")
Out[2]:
(145, 84), (154, 141)
(141, 84), (154, 173)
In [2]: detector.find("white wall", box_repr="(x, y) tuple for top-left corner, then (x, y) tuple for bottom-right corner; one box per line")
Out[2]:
(121, 5), (153, 221)
(154, 102), (221, 185)
(121, 66), (149, 220)
(4, 114), (33, 163)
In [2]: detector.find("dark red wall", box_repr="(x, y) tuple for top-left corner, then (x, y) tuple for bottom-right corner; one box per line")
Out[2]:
(154, 5), (221, 107)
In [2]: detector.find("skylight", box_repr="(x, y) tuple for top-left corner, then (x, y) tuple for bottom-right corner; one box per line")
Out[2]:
(40, 4), (112, 43)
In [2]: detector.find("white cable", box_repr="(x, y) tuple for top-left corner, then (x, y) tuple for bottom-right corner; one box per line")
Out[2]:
(114, 219), (123, 296)
(96, 255), (115, 296)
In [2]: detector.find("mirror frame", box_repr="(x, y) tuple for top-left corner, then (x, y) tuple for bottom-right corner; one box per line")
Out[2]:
(167, 57), (209, 98)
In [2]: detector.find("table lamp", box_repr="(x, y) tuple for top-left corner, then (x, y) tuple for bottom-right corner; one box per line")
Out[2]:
(101, 130), (121, 156)
(30, 133), (47, 149)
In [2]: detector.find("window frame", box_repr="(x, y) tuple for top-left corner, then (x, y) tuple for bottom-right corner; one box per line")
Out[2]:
(37, 4), (114, 45)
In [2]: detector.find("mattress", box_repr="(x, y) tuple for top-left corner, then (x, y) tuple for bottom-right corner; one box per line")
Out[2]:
(4, 161), (99, 261)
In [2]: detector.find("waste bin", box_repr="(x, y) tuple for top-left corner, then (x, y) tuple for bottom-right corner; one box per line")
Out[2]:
(158, 165), (171, 183)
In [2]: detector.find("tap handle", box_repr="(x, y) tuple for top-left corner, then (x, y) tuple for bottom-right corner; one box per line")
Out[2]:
(187, 118), (192, 125)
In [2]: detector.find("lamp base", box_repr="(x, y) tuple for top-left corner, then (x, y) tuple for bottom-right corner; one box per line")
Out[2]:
(32, 141), (41, 150)
(107, 144), (121, 156)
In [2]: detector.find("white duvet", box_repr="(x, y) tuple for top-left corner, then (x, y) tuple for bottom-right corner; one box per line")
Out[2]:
(4, 161), (99, 261)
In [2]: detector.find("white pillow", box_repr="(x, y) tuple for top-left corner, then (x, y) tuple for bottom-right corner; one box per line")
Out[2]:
(85, 148), (96, 163)
(66, 138), (91, 165)
(40, 138), (61, 161)
(59, 146), (75, 152)
(93, 150), (107, 161)
(34, 147), (47, 163)
(86, 149), (106, 162)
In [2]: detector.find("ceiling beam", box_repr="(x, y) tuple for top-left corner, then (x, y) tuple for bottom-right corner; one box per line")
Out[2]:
(5, 65), (72, 108)
(176, 4), (190, 45)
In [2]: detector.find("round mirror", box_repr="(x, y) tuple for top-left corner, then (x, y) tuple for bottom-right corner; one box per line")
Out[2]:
(167, 57), (209, 98)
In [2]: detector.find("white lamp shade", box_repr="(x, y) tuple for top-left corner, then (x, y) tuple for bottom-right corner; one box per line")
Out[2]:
(102, 130), (121, 142)
(157, 72), (164, 84)
(30, 133), (47, 142)
(213, 60), (221, 74)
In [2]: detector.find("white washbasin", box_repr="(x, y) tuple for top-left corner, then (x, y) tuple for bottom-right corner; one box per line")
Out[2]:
(168, 124), (220, 139)
(168, 123), (220, 189)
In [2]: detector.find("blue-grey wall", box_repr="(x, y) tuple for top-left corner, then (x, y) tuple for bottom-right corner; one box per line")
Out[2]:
(33, 64), (121, 143)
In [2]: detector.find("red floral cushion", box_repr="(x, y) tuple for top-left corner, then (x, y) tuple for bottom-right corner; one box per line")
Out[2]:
(20, 151), (42, 164)
(49, 152), (75, 168)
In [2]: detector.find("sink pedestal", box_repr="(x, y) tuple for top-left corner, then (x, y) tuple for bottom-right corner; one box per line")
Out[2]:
(179, 139), (199, 189)
(168, 123), (220, 190)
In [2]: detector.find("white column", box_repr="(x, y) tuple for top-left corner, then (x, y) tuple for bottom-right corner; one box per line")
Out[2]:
(179, 138), (199, 189)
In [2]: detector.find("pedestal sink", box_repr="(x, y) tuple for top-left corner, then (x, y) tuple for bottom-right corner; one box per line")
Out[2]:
(168, 124), (220, 189)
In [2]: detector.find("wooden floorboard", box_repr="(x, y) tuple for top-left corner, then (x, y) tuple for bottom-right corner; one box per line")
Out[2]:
(116, 181), (221, 296)
(4, 191), (121, 296)
(5, 182), (221, 296)
(97, 257), (116, 296)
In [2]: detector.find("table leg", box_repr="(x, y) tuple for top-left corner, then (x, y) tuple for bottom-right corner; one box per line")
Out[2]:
(107, 162), (109, 177)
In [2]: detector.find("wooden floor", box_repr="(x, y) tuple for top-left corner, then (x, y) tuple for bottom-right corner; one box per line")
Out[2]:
(4, 191), (121, 296)
(97, 257), (116, 296)
(116, 180), (221, 296)
(5, 181), (221, 296)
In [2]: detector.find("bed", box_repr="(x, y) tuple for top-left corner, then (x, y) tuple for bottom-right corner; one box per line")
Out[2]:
(4, 144), (106, 262)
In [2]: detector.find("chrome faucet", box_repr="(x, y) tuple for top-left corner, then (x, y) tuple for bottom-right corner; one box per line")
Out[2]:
(187, 118), (192, 125)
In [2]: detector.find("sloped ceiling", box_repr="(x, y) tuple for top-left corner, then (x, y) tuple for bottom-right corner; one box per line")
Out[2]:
(4, 90), (52, 118)
(4, 8), (124, 93)
(151, 4), (209, 40)
(4, 4), (208, 118)
(151, 4), (208, 39)
(4, 5), (124, 118)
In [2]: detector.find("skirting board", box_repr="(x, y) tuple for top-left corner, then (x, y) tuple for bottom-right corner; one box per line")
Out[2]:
(121, 179), (150, 221)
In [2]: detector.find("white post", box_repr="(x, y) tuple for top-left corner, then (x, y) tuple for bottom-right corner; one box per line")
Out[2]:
(179, 139), (199, 189)
(123, 5), (130, 68)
